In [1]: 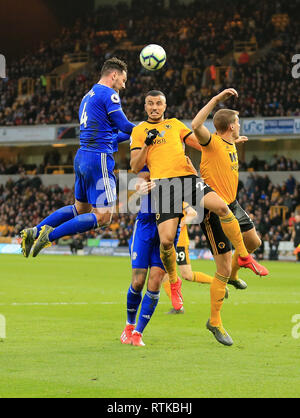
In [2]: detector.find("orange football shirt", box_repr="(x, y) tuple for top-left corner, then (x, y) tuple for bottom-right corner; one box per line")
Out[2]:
(130, 118), (195, 179)
(200, 133), (239, 204)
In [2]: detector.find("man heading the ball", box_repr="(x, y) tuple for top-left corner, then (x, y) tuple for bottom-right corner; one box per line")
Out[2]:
(20, 57), (134, 257)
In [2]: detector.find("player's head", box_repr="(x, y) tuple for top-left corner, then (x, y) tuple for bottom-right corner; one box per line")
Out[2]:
(213, 109), (240, 139)
(100, 57), (127, 91)
(145, 90), (167, 122)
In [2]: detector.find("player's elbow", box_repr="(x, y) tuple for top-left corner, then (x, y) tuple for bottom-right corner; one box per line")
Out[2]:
(191, 119), (198, 131)
(191, 118), (202, 132)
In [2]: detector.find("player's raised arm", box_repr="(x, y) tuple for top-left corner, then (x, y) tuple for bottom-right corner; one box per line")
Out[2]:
(192, 88), (238, 145)
(234, 135), (248, 145)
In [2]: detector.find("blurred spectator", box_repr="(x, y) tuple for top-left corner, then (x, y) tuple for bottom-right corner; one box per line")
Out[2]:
(269, 238), (279, 260)
(238, 50), (250, 65)
(70, 234), (85, 255)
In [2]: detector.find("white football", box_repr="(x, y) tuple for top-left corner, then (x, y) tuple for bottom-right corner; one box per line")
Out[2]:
(139, 44), (166, 71)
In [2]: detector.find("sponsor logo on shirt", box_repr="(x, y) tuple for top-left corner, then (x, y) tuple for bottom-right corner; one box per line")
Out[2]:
(111, 94), (120, 104)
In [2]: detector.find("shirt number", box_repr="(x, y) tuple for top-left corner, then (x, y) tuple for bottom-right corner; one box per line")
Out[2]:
(80, 102), (88, 128)
(176, 251), (186, 262)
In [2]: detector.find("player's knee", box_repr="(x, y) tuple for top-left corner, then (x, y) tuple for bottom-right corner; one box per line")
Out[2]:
(160, 238), (174, 250)
(247, 237), (262, 253)
(75, 202), (91, 215)
(95, 212), (112, 228)
(148, 276), (162, 292)
(217, 264), (232, 279)
(215, 204), (229, 218)
(132, 277), (144, 292)
(182, 271), (193, 281)
(132, 269), (147, 291)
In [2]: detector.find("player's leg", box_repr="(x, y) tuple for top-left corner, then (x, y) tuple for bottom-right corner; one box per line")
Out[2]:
(229, 200), (266, 285)
(209, 252), (232, 325)
(200, 211), (233, 345)
(121, 268), (147, 345)
(132, 266), (165, 347)
(206, 251), (233, 346)
(31, 152), (116, 257)
(160, 238), (184, 314)
(162, 274), (171, 299)
(230, 227), (262, 288)
(20, 150), (90, 257)
(151, 225), (183, 316)
(121, 219), (152, 345)
(157, 217), (184, 310)
(203, 191), (268, 276)
(177, 246), (213, 284)
(153, 177), (185, 309)
(157, 217), (180, 282)
(163, 246), (216, 314)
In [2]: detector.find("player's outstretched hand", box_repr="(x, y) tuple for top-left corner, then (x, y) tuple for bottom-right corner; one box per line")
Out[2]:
(215, 88), (238, 103)
(235, 136), (248, 144)
(145, 129), (159, 146)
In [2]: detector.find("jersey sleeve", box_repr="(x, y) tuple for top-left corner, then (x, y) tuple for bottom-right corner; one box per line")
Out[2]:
(176, 119), (193, 143)
(110, 110), (135, 134)
(201, 133), (215, 148)
(117, 131), (131, 143)
(130, 126), (145, 151)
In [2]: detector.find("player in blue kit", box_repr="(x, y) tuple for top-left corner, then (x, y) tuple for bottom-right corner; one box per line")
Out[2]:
(120, 166), (181, 347)
(20, 57), (135, 258)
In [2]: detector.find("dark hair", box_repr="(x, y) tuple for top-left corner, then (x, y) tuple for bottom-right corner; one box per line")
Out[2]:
(100, 57), (127, 77)
(145, 90), (166, 100)
(213, 109), (239, 134)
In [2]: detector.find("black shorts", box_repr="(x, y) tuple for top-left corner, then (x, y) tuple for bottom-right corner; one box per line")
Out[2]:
(154, 175), (213, 225)
(200, 200), (254, 256)
(176, 246), (190, 266)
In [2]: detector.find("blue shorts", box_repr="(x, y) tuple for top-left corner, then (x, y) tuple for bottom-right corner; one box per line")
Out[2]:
(129, 217), (181, 271)
(74, 149), (116, 208)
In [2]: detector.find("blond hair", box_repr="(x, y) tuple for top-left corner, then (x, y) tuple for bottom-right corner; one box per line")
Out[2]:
(213, 109), (239, 134)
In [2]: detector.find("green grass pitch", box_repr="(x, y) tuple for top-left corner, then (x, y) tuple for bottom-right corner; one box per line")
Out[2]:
(0, 254), (299, 398)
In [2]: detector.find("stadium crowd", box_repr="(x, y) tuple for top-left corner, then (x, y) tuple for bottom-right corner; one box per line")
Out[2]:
(0, 0), (299, 126)
(0, 173), (299, 260)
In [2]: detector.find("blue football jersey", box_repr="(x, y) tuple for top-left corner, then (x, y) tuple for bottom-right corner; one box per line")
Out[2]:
(79, 84), (122, 153)
(112, 126), (119, 153)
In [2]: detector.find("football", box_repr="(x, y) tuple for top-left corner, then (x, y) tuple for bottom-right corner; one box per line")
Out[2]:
(139, 44), (166, 71)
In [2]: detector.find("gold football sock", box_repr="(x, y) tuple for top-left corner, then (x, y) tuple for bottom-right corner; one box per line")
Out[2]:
(160, 245), (178, 284)
(192, 271), (213, 284)
(163, 280), (172, 300)
(230, 251), (240, 281)
(210, 273), (229, 327)
(219, 210), (248, 258)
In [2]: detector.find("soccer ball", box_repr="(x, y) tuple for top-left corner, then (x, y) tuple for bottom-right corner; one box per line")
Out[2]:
(139, 44), (166, 71)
